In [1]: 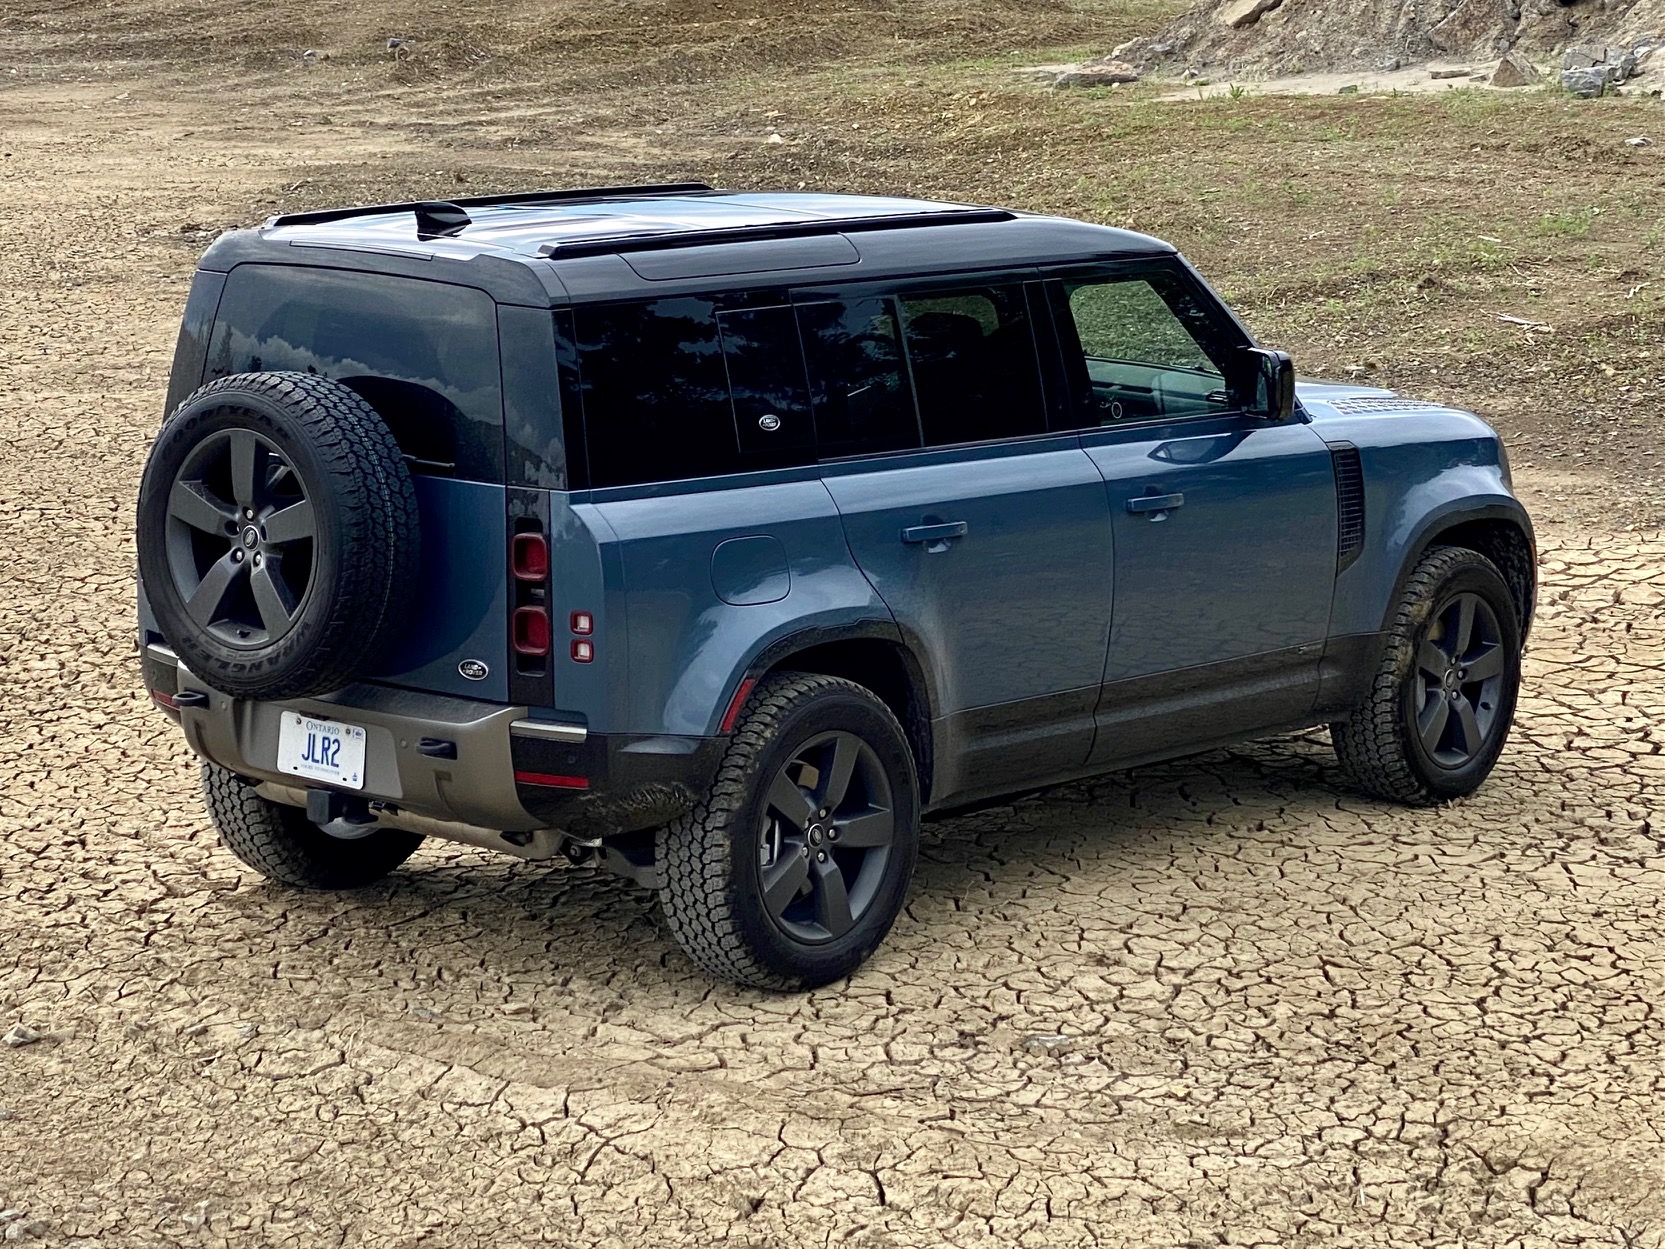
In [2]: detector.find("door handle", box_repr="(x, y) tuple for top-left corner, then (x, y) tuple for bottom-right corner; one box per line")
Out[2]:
(901, 520), (968, 546)
(1126, 492), (1185, 517)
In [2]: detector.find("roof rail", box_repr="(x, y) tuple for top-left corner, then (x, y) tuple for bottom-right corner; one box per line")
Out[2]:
(537, 208), (1015, 260)
(266, 182), (716, 229)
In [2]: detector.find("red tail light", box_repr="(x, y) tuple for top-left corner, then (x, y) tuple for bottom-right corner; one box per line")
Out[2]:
(511, 533), (550, 581)
(513, 607), (551, 656)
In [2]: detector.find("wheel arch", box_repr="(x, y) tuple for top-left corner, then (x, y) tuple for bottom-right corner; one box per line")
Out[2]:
(1389, 502), (1537, 639)
(738, 623), (939, 806)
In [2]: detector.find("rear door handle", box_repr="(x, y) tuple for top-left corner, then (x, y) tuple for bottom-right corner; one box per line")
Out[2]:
(901, 521), (969, 545)
(1126, 493), (1185, 516)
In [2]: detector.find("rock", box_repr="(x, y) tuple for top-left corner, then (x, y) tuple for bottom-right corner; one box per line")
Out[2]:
(0, 1109), (14, 1121)
(1019, 1034), (1076, 1056)
(1429, 0), (1505, 54)
(1430, 67), (1472, 79)
(1491, 50), (1542, 88)
(1563, 44), (1639, 79)
(1, 1026), (40, 1049)
(1054, 62), (1140, 88)
(1337, 83), (1360, 94)
(1627, 136), (1653, 146)
(0, 1214), (20, 1225)
(1561, 66), (1615, 97)
(1217, 0), (1284, 30)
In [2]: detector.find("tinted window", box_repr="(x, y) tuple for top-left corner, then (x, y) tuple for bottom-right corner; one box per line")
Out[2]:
(205, 265), (504, 480)
(797, 296), (920, 459)
(575, 297), (734, 488)
(719, 306), (815, 465)
(1056, 274), (1230, 423)
(899, 285), (1046, 446)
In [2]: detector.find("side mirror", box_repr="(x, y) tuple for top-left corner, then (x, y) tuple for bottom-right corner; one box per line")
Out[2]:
(1244, 348), (1296, 422)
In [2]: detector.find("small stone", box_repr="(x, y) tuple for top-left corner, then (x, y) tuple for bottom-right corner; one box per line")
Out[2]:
(1, 1026), (40, 1049)
(1627, 136), (1653, 146)
(1430, 67), (1471, 80)
(236, 1023), (258, 1039)
(181, 1023), (208, 1038)
(1054, 62), (1140, 88)
(1019, 1034), (1076, 1056)
(1337, 83), (1360, 94)
(766, 132), (784, 144)
(1491, 51), (1541, 88)
(0, 1109), (14, 1121)
(0, 1214), (20, 1225)
(410, 1007), (441, 1022)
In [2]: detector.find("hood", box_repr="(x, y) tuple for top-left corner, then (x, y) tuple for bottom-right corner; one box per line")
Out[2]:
(1296, 380), (1472, 422)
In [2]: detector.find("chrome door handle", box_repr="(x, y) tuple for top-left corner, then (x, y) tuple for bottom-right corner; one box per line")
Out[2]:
(901, 521), (968, 545)
(1126, 493), (1184, 517)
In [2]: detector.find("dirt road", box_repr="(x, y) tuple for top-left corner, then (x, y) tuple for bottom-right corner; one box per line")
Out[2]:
(1, 28), (1661, 1248)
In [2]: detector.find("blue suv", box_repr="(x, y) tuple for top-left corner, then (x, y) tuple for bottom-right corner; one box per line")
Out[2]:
(136, 183), (1535, 988)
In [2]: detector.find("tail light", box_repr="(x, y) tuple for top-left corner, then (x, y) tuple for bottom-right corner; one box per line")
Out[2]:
(507, 502), (553, 700)
(511, 533), (550, 581)
(513, 606), (551, 656)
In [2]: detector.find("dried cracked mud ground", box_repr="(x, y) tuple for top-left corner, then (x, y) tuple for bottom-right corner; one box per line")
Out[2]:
(1, 88), (1662, 1249)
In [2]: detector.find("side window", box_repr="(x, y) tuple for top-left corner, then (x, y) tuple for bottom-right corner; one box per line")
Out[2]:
(575, 297), (736, 488)
(797, 296), (921, 458)
(898, 285), (1046, 446)
(718, 306), (815, 465)
(1056, 274), (1231, 424)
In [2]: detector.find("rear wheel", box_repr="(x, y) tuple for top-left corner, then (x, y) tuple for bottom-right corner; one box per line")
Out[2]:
(1332, 546), (1522, 805)
(657, 674), (920, 990)
(202, 763), (421, 889)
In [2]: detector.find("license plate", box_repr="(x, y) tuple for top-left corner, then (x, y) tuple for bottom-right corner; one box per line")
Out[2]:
(276, 712), (367, 790)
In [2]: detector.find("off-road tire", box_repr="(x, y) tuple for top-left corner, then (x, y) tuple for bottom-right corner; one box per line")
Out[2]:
(657, 673), (920, 990)
(137, 372), (419, 700)
(202, 763), (422, 889)
(1332, 546), (1523, 805)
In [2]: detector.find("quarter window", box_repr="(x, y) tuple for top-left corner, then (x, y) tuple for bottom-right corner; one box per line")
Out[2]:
(899, 285), (1046, 446)
(576, 298), (735, 488)
(1056, 274), (1231, 423)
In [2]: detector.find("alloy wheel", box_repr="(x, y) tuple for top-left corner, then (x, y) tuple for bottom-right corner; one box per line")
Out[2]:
(757, 730), (896, 944)
(164, 428), (316, 647)
(1412, 591), (1506, 768)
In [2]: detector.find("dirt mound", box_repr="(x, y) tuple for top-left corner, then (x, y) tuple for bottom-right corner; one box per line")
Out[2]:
(1117, 0), (1665, 77)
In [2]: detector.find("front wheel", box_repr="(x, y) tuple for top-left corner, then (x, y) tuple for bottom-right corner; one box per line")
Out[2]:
(1332, 546), (1523, 805)
(657, 674), (920, 990)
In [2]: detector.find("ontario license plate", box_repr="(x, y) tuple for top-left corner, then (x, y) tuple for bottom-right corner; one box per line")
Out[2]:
(276, 712), (367, 790)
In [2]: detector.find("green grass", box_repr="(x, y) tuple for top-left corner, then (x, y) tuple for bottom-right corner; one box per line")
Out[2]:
(1535, 206), (1600, 239)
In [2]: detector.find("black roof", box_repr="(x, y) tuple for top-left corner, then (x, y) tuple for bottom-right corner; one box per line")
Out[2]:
(199, 184), (1175, 306)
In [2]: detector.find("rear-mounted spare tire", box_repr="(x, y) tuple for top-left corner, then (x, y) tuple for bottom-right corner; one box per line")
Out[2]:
(136, 372), (420, 700)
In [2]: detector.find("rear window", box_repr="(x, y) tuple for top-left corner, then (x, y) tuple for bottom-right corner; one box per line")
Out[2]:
(205, 265), (503, 480)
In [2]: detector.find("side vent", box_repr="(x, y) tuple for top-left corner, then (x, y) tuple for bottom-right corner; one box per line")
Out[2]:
(1329, 442), (1365, 573)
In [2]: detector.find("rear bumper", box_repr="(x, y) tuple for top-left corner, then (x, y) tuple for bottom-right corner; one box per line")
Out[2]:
(144, 645), (721, 838)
